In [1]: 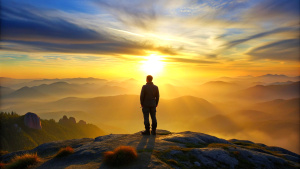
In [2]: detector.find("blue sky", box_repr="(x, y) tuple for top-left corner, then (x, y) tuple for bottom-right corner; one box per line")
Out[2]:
(0, 0), (299, 78)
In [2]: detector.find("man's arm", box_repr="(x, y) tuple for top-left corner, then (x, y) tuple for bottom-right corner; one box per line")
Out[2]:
(155, 86), (159, 107)
(140, 86), (145, 107)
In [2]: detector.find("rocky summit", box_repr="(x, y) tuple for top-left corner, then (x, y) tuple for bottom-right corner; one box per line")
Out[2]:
(24, 112), (42, 130)
(1, 130), (299, 169)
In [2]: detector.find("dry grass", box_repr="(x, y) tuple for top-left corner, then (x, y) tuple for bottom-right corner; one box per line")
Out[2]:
(6, 153), (40, 169)
(55, 146), (74, 158)
(103, 146), (138, 166)
(0, 163), (6, 169)
(207, 143), (237, 150)
(0, 151), (9, 156)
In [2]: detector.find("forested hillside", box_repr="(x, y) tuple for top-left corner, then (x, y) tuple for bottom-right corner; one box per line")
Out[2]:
(0, 112), (105, 152)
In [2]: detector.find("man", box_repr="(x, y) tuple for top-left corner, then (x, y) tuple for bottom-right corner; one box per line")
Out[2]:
(140, 75), (159, 135)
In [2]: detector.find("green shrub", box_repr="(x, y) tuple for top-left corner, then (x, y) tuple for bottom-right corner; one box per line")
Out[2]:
(0, 112), (105, 152)
(104, 146), (138, 166)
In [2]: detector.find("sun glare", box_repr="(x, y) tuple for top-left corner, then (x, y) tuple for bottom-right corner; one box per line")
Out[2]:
(141, 54), (164, 76)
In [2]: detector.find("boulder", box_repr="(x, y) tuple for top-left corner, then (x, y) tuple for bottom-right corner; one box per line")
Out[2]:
(59, 115), (76, 124)
(59, 115), (68, 124)
(69, 117), (76, 124)
(24, 112), (42, 129)
(78, 120), (86, 125)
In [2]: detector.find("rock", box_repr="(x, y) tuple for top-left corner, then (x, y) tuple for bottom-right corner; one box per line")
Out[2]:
(69, 117), (76, 124)
(266, 146), (300, 158)
(59, 115), (68, 124)
(78, 120), (86, 125)
(282, 154), (300, 163)
(194, 161), (201, 167)
(169, 150), (183, 156)
(24, 112), (42, 129)
(59, 115), (76, 124)
(190, 148), (239, 169)
(94, 134), (123, 142)
(163, 131), (230, 146)
(228, 139), (254, 144)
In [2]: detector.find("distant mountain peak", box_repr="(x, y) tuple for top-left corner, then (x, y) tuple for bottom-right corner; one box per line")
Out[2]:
(50, 81), (70, 85)
(203, 81), (233, 84)
(259, 74), (288, 77)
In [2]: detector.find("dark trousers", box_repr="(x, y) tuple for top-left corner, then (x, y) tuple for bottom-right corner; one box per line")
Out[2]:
(142, 107), (157, 131)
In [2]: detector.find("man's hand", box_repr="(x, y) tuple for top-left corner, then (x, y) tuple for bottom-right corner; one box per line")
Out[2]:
(141, 104), (143, 108)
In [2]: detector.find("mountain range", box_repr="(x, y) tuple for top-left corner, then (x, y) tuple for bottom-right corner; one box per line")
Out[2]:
(0, 74), (299, 154)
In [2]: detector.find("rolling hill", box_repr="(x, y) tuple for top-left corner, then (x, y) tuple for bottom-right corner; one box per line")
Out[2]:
(233, 81), (300, 101)
(0, 86), (14, 96)
(5, 86), (49, 99)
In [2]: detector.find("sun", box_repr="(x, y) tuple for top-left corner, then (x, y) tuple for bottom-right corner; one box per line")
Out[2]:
(141, 54), (164, 76)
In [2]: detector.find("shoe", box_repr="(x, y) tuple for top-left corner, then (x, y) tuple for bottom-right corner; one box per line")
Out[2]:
(151, 130), (156, 135)
(141, 130), (150, 135)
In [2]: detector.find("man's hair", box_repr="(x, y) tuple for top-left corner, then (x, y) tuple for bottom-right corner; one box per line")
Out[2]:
(147, 75), (153, 82)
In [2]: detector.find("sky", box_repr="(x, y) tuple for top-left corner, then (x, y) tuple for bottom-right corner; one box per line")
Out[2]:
(0, 0), (299, 80)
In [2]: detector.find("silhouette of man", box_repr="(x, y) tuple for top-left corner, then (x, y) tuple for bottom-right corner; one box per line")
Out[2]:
(140, 75), (159, 135)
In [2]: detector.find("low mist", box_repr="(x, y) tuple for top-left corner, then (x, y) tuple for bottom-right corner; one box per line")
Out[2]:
(0, 74), (299, 153)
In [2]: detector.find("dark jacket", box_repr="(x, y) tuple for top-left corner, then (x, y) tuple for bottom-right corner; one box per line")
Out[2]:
(140, 82), (159, 107)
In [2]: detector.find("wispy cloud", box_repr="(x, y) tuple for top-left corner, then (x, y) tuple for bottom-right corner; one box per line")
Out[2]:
(247, 39), (300, 61)
(0, 3), (179, 56)
(224, 27), (298, 49)
(0, 0), (299, 65)
(164, 57), (218, 64)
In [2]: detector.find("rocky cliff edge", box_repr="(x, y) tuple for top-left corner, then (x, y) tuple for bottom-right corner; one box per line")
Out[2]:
(1, 130), (299, 169)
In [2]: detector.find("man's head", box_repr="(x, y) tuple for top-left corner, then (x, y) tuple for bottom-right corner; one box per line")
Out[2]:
(146, 75), (153, 82)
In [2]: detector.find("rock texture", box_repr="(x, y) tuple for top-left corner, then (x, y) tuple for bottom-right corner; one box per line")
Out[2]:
(78, 120), (86, 125)
(1, 130), (299, 169)
(24, 112), (42, 129)
(59, 115), (76, 124)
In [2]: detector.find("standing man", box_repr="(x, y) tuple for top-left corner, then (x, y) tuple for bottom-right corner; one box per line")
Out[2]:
(140, 75), (159, 135)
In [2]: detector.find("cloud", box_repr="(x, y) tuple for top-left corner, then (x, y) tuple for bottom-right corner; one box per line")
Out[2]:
(1, 12), (106, 44)
(0, 4), (180, 56)
(2, 39), (180, 56)
(224, 27), (296, 49)
(1, 0), (299, 65)
(164, 57), (218, 64)
(246, 39), (300, 61)
(93, 0), (159, 31)
(243, 0), (300, 23)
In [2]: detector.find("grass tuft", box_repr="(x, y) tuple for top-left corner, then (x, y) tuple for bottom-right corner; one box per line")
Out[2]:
(6, 153), (40, 169)
(0, 163), (6, 169)
(167, 159), (179, 166)
(230, 141), (285, 158)
(207, 143), (237, 150)
(0, 151), (9, 156)
(55, 146), (74, 158)
(103, 146), (138, 166)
